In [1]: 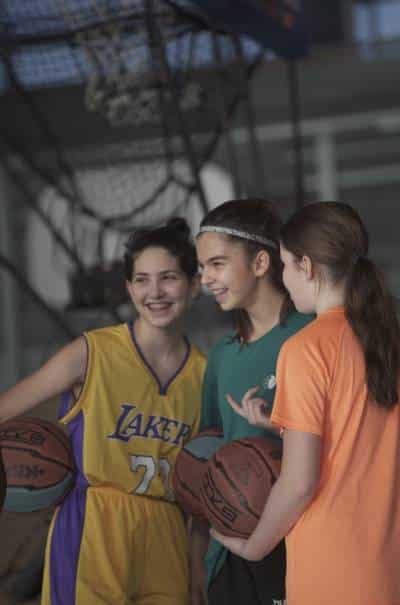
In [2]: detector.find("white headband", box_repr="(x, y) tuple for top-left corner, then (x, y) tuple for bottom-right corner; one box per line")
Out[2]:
(198, 225), (278, 249)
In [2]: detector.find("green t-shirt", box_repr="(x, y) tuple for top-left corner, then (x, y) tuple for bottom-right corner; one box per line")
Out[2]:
(200, 310), (314, 586)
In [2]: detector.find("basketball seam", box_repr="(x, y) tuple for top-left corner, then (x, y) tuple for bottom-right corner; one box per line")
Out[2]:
(180, 449), (209, 463)
(200, 469), (249, 539)
(5, 474), (75, 490)
(174, 470), (202, 503)
(213, 455), (259, 520)
(0, 445), (75, 472)
(234, 440), (280, 479)
(1, 418), (71, 448)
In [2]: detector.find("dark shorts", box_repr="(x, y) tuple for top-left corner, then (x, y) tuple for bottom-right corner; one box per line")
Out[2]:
(208, 540), (286, 605)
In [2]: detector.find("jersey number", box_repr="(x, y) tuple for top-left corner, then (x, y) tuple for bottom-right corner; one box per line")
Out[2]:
(130, 455), (173, 498)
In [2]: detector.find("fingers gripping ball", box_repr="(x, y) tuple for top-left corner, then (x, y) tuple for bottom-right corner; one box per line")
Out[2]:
(172, 428), (224, 518)
(200, 436), (282, 538)
(0, 417), (76, 513)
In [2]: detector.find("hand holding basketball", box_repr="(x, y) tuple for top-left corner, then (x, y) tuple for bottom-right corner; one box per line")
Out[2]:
(210, 527), (249, 558)
(226, 387), (273, 430)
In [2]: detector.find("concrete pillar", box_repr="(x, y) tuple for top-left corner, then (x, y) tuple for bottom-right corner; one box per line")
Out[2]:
(314, 132), (338, 201)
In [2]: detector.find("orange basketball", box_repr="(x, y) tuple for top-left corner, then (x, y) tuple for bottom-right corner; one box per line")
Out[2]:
(173, 428), (224, 518)
(0, 417), (76, 512)
(200, 435), (282, 538)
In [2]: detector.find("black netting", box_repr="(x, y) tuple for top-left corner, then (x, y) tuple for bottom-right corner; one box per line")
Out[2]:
(1, 0), (264, 91)
(0, 0), (304, 320)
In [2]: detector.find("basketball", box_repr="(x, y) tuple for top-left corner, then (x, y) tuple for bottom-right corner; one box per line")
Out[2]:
(0, 417), (76, 513)
(200, 435), (282, 538)
(173, 428), (224, 518)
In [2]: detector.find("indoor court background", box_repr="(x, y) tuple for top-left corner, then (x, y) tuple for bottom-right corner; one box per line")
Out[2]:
(1, 1), (400, 602)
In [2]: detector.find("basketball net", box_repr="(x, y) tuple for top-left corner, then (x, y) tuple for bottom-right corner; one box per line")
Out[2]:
(58, 0), (204, 126)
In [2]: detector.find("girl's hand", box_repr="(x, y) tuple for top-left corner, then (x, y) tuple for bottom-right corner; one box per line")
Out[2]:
(209, 527), (250, 559)
(226, 387), (274, 430)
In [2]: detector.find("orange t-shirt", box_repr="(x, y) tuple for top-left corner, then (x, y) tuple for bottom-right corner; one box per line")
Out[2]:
(271, 307), (400, 605)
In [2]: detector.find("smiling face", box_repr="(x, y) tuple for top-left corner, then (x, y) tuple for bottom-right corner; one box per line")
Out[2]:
(126, 246), (197, 329)
(280, 244), (316, 314)
(196, 232), (261, 311)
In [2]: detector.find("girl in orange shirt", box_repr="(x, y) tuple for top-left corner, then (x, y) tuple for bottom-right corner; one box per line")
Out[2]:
(212, 202), (400, 605)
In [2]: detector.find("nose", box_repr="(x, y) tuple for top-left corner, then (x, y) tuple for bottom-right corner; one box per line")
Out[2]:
(148, 278), (163, 299)
(200, 266), (213, 288)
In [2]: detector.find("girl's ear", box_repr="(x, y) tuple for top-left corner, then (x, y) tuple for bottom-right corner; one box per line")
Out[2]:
(300, 255), (314, 280)
(253, 250), (270, 277)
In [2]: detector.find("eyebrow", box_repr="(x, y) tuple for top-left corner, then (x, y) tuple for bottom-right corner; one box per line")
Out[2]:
(198, 255), (227, 268)
(134, 269), (181, 276)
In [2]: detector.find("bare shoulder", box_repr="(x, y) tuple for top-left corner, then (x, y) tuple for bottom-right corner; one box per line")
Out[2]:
(47, 335), (88, 384)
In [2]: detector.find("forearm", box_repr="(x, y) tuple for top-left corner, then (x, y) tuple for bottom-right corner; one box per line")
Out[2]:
(243, 475), (315, 561)
(0, 372), (57, 423)
(0, 337), (87, 424)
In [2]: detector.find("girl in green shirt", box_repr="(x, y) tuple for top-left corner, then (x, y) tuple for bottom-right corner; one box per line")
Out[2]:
(192, 198), (313, 605)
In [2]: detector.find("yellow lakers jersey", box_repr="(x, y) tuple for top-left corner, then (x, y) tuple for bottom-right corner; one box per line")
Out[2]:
(59, 323), (206, 501)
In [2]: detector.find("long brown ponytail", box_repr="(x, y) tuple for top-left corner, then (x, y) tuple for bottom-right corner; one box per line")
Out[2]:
(280, 202), (399, 408)
(345, 256), (399, 407)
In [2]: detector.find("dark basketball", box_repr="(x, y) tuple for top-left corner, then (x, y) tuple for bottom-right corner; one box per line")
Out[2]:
(200, 435), (282, 538)
(173, 428), (224, 518)
(0, 417), (76, 513)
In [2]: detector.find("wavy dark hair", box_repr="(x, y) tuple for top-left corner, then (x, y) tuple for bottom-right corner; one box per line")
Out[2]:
(280, 201), (400, 408)
(124, 217), (197, 281)
(199, 198), (293, 343)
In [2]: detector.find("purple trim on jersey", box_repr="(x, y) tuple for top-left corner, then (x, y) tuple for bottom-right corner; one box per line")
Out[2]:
(67, 408), (87, 484)
(58, 335), (89, 421)
(128, 321), (191, 395)
(58, 391), (74, 420)
(50, 411), (88, 604)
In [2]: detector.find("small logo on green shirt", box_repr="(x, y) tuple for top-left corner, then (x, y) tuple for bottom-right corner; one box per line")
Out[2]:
(262, 374), (276, 390)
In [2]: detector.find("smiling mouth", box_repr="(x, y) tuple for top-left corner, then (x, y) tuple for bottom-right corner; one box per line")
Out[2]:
(211, 288), (228, 298)
(146, 302), (173, 311)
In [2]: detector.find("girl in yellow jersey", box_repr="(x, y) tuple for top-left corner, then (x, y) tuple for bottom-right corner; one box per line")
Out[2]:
(0, 218), (206, 605)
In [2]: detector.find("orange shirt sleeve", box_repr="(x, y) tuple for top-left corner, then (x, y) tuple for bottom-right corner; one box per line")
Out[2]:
(271, 335), (331, 436)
